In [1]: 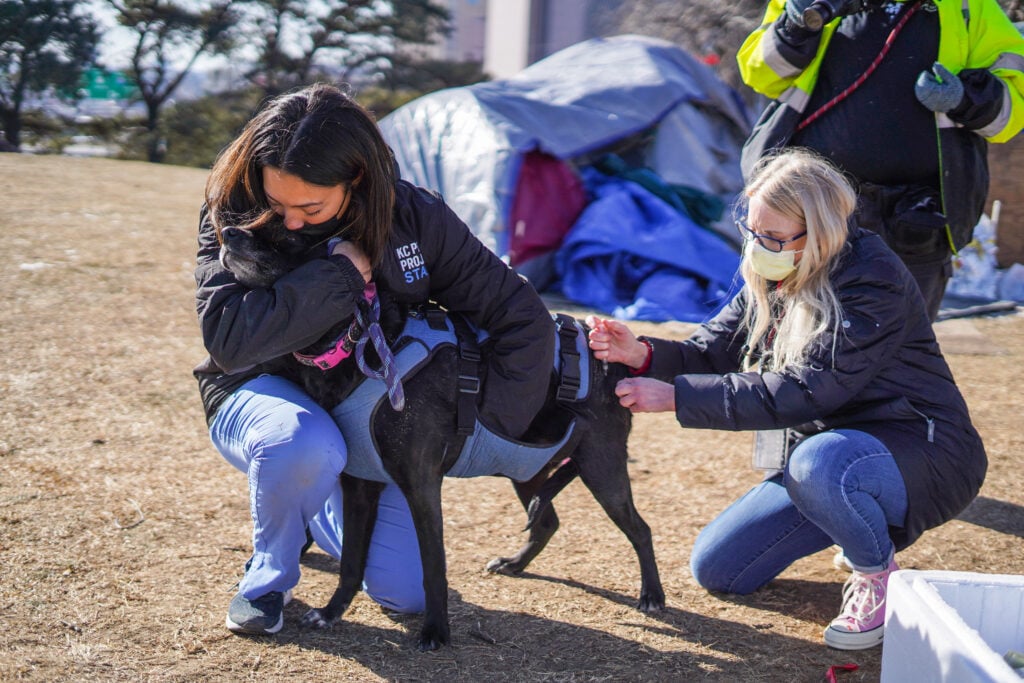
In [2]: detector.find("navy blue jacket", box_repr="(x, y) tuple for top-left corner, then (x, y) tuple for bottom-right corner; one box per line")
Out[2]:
(645, 228), (986, 548)
(194, 179), (555, 435)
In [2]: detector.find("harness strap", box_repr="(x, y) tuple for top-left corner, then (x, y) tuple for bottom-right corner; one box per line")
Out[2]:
(554, 314), (582, 403)
(450, 313), (481, 436)
(424, 306), (449, 331)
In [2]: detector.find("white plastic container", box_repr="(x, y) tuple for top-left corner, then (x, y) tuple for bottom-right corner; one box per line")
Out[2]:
(881, 570), (1024, 682)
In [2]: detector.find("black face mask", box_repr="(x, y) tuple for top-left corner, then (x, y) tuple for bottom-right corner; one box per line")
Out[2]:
(296, 213), (344, 251)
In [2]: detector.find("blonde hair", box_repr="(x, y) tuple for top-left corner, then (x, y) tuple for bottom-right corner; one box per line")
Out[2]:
(737, 148), (857, 372)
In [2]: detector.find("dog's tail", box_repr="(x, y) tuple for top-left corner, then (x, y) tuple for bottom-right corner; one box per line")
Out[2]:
(524, 458), (579, 531)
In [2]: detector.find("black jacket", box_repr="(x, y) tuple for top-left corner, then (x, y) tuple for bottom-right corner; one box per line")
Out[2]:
(645, 228), (986, 548)
(194, 179), (555, 435)
(744, 3), (1001, 250)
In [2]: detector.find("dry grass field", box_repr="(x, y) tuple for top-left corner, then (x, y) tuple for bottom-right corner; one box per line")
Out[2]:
(2, 153), (1022, 682)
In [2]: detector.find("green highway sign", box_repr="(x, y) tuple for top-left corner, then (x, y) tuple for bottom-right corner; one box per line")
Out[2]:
(80, 68), (137, 100)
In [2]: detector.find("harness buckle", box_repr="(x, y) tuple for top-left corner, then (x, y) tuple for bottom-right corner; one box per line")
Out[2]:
(556, 372), (581, 403)
(424, 306), (449, 331)
(458, 373), (481, 395)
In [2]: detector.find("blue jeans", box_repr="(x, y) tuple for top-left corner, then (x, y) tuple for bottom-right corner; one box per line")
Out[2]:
(209, 374), (424, 612)
(690, 429), (908, 595)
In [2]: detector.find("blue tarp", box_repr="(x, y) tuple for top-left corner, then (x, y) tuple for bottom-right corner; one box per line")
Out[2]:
(558, 169), (740, 322)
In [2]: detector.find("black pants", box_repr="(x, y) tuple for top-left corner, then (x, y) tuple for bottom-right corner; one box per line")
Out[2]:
(897, 252), (954, 322)
(855, 182), (953, 322)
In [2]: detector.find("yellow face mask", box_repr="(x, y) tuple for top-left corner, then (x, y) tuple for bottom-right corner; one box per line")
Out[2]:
(746, 240), (799, 281)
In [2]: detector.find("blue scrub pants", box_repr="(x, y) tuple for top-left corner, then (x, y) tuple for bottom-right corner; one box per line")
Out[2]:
(209, 374), (424, 612)
(690, 429), (908, 594)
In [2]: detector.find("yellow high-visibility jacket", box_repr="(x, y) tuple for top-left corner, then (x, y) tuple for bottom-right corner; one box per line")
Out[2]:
(737, 0), (1024, 249)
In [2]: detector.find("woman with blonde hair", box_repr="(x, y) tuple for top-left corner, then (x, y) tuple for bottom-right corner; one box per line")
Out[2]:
(587, 148), (986, 650)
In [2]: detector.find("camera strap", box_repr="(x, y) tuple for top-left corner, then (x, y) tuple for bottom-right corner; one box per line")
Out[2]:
(795, 0), (923, 133)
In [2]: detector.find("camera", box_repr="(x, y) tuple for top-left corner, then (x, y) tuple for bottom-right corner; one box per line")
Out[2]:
(802, 0), (867, 30)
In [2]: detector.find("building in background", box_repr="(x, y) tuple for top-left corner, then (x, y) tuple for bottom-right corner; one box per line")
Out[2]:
(420, 0), (487, 63)
(425, 0), (626, 79)
(483, 0), (624, 79)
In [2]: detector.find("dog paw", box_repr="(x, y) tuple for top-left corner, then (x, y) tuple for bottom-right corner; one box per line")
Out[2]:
(417, 622), (450, 651)
(299, 608), (334, 629)
(637, 592), (666, 613)
(485, 557), (524, 575)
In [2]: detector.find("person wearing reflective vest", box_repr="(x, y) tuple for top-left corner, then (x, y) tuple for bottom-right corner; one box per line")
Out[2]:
(737, 0), (1024, 320)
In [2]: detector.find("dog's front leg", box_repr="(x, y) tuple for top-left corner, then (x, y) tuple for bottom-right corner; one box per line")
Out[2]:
(396, 474), (449, 651)
(301, 474), (385, 629)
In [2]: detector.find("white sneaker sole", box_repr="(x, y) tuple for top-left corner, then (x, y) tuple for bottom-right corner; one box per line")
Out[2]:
(224, 589), (293, 635)
(823, 623), (884, 650)
(226, 612), (284, 634)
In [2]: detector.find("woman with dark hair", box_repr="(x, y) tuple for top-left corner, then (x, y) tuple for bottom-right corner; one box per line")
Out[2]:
(588, 149), (985, 651)
(194, 83), (555, 635)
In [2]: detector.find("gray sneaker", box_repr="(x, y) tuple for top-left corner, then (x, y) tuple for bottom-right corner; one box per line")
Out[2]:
(225, 589), (293, 635)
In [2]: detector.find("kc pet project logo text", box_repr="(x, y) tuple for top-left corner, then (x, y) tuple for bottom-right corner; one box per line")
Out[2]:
(396, 242), (428, 283)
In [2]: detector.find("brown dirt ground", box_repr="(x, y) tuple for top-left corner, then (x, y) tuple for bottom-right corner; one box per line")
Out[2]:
(1, 153), (1022, 682)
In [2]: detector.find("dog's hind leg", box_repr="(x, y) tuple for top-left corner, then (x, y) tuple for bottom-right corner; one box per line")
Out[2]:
(301, 474), (385, 629)
(485, 462), (570, 575)
(524, 458), (578, 531)
(576, 441), (665, 613)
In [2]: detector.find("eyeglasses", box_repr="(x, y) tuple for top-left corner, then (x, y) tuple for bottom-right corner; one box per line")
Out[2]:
(735, 218), (807, 253)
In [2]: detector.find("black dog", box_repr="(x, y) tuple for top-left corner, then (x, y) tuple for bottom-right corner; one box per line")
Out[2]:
(219, 221), (665, 650)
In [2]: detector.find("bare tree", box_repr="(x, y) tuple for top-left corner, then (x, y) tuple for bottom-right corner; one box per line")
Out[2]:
(1000, 0), (1024, 20)
(239, 0), (450, 99)
(108, 0), (238, 162)
(608, 0), (764, 105)
(0, 0), (99, 150)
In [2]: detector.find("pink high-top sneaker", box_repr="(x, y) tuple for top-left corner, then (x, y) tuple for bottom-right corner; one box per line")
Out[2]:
(823, 558), (899, 650)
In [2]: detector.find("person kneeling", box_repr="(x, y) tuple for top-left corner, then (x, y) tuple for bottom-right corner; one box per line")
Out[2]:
(587, 148), (986, 650)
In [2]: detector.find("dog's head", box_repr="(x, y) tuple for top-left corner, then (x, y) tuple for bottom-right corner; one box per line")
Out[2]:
(219, 217), (327, 288)
(218, 214), (407, 382)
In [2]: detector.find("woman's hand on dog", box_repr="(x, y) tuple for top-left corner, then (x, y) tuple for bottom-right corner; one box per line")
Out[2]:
(331, 239), (372, 284)
(586, 316), (649, 369)
(613, 377), (676, 413)
(587, 316), (674, 413)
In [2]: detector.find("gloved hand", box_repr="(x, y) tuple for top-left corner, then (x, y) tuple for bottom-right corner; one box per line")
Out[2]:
(789, 0), (868, 31)
(784, 0), (819, 29)
(915, 62), (965, 113)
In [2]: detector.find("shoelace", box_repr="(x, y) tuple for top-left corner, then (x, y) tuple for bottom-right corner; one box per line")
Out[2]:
(354, 284), (406, 411)
(838, 571), (886, 625)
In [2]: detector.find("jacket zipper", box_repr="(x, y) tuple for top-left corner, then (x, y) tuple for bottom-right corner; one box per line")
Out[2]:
(909, 404), (936, 443)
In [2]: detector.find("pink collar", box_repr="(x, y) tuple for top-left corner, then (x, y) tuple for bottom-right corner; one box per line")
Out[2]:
(293, 284), (376, 370)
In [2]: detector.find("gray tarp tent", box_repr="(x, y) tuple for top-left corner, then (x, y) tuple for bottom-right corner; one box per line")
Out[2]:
(379, 34), (757, 321)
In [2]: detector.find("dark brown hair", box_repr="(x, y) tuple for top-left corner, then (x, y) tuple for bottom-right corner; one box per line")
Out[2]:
(205, 83), (396, 266)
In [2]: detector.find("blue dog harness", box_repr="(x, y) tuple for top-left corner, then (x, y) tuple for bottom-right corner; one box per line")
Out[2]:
(330, 309), (590, 484)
